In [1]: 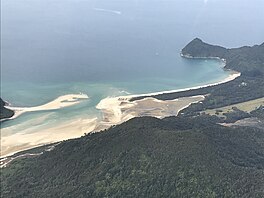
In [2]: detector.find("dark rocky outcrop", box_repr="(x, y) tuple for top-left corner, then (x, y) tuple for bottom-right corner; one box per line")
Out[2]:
(0, 98), (14, 119)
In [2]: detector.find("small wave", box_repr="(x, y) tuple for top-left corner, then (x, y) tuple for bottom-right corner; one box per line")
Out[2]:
(93, 8), (122, 15)
(119, 90), (131, 95)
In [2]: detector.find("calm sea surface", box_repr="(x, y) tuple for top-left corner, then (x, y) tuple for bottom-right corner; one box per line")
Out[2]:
(1, 0), (263, 134)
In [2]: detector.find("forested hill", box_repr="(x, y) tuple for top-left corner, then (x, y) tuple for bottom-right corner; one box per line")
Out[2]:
(181, 38), (227, 58)
(1, 116), (264, 197)
(132, 40), (264, 113)
(1, 39), (264, 198)
(181, 38), (264, 76)
(0, 98), (14, 119)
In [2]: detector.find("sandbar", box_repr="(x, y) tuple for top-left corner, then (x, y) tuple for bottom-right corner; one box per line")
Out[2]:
(4, 93), (89, 121)
(1, 71), (240, 157)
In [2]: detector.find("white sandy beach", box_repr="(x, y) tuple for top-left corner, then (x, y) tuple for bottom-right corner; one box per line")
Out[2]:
(125, 71), (240, 98)
(1, 93), (91, 157)
(4, 93), (89, 121)
(95, 70), (240, 129)
(0, 71), (240, 157)
(1, 117), (97, 158)
(96, 95), (205, 127)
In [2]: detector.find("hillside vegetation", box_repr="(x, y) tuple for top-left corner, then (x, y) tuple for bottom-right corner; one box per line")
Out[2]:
(1, 116), (264, 198)
(182, 38), (264, 76)
(132, 39), (264, 117)
(1, 39), (264, 198)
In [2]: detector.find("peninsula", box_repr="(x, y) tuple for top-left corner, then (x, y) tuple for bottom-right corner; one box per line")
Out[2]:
(1, 39), (264, 198)
(132, 38), (264, 117)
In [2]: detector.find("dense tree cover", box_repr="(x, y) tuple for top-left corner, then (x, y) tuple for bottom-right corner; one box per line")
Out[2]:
(181, 38), (227, 58)
(132, 76), (264, 112)
(222, 107), (250, 123)
(180, 39), (264, 116)
(132, 39), (264, 117)
(251, 105), (264, 119)
(0, 98), (14, 119)
(181, 38), (264, 76)
(1, 116), (264, 198)
(1, 39), (264, 198)
(179, 76), (264, 117)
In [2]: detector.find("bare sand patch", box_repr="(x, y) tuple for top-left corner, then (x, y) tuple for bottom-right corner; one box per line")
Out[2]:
(6, 93), (89, 120)
(1, 71), (240, 157)
(96, 95), (205, 127)
(1, 117), (97, 157)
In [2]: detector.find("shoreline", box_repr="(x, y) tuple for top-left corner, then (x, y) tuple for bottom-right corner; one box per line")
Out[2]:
(180, 52), (227, 62)
(94, 67), (240, 135)
(97, 95), (205, 121)
(1, 116), (98, 158)
(125, 54), (239, 100)
(0, 93), (89, 122)
(128, 70), (240, 100)
(1, 68), (241, 158)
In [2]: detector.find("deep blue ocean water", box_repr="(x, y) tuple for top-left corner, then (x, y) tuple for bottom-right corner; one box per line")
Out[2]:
(1, 0), (263, 154)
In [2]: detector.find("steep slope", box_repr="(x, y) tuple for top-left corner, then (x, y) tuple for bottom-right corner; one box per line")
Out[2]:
(128, 40), (264, 117)
(181, 38), (227, 58)
(181, 38), (264, 76)
(1, 116), (264, 197)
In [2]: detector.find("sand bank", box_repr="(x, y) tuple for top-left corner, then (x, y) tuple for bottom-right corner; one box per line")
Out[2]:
(1, 71), (240, 157)
(95, 70), (240, 130)
(1, 117), (97, 158)
(96, 95), (205, 127)
(4, 93), (89, 121)
(1, 94), (204, 157)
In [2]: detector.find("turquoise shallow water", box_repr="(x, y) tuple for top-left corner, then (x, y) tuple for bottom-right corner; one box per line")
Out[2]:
(1, 0), (263, 154)
(1, 59), (228, 130)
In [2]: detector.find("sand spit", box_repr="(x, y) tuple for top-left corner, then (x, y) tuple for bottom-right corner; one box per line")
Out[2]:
(1, 71), (240, 157)
(95, 70), (240, 131)
(95, 70), (240, 127)
(1, 95), (204, 157)
(3, 93), (89, 121)
(96, 95), (205, 127)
